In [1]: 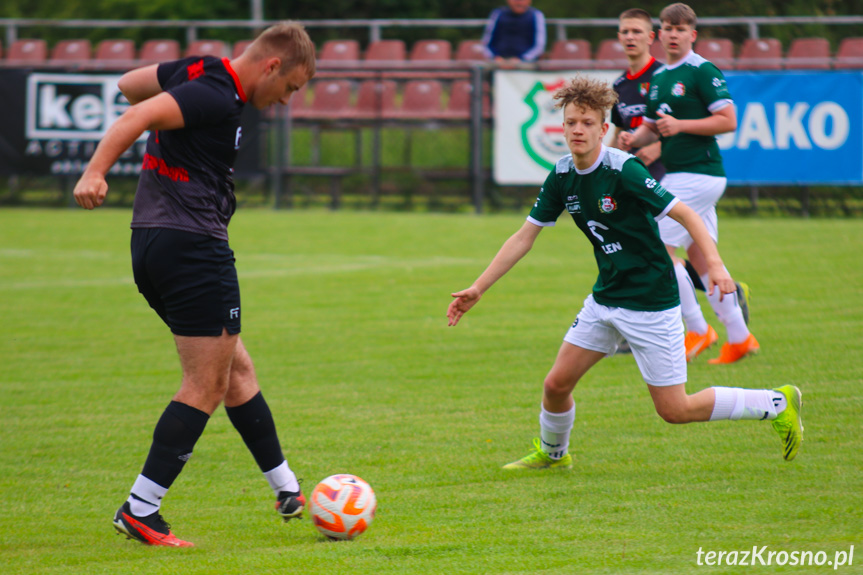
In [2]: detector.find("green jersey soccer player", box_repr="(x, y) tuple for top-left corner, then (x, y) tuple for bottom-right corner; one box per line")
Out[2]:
(447, 75), (802, 467)
(620, 2), (758, 365)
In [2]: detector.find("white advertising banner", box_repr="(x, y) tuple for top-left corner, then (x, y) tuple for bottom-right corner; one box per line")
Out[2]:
(493, 70), (620, 185)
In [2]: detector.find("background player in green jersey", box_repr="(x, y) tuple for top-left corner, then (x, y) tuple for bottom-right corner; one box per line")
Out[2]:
(620, 3), (758, 365)
(447, 76), (802, 468)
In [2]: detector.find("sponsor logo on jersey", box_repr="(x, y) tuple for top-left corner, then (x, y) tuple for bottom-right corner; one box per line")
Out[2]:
(587, 220), (609, 242)
(601, 241), (623, 254)
(640, 82), (650, 97)
(187, 60), (206, 81)
(566, 194), (581, 213)
(142, 153), (189, 182)
(644, 178), (657, 189)
(598, 195), (618, 213)
(671, 82), (686, 97)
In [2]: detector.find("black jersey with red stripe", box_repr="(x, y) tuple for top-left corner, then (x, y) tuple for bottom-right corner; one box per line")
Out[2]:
(611, 57), (665, 181)
(131, 56), (248, 241)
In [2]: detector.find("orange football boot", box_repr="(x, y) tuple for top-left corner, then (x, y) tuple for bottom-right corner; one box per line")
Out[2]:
(709, 334), (760, 364)
(685, 325), (718, 362)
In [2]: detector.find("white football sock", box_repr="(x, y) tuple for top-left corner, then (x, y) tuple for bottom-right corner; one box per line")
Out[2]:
(539, 404), (575, 460)
(701, 272), (750, 344)
(264, 460), (300, 496)
(128, 474), (168, 517)
(709, 388), (785, 421)
(675, 262), (709, 334)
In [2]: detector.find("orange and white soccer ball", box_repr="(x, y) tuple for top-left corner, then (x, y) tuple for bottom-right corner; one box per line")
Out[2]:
(309, 474), (377, 540)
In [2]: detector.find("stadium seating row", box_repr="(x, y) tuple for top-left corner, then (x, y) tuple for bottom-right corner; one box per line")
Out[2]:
(1, 36), (863, 70)
(291, 78), (491, 121)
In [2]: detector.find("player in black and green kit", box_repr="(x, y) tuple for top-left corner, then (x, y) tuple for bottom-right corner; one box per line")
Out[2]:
(620, 3), (757, 365)
(447, 76), (802, 468)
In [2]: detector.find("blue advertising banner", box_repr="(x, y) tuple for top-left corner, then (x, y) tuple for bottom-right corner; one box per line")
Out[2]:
(721, 71), (863, 185)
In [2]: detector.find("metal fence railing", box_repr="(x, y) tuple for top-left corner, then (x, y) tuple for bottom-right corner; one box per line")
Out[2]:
(5, 16), (863, 47)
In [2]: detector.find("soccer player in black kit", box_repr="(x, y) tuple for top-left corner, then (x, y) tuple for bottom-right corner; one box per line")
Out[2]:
(73, 22), (316, 547)
(611, 8), (665, 182)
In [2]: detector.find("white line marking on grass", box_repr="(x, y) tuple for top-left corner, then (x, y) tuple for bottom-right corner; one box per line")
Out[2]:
(2, 255), (479, 290)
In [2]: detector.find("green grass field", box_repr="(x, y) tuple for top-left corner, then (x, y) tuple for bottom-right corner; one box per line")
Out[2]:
(1, 208), (861, 574)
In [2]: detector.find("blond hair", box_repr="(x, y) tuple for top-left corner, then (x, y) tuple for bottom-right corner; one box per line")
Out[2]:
(553, 76), (618, 118)
(247, 21), (317, 76)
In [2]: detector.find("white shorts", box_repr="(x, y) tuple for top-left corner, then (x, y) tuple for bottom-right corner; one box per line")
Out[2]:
(563, 295), (687, 387)
(657, 172), (727, 249)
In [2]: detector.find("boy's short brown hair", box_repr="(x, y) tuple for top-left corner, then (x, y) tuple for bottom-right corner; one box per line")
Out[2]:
(553, 76), (618, 118)
(659, 3), (697, 27)
(619, 8), (653, 26)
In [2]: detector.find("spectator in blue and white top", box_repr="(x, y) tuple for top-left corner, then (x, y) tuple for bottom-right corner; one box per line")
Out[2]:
(481, 0), (547, 67)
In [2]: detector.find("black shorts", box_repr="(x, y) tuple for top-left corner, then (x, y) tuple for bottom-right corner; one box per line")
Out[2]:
(131, 227), (241, 337)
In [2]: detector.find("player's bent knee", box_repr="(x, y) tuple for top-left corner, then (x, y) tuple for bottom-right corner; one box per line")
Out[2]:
(654, 404), (691, 424)
(543, 377), (575, 401)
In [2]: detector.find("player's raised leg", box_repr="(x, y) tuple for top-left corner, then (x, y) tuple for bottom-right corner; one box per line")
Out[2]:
(647, 383), (803, 460)
(223, 337), (305, 521)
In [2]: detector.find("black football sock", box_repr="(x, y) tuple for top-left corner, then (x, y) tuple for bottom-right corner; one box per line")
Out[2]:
(139, 401), (209, 489)
(225, 391), (285, 472)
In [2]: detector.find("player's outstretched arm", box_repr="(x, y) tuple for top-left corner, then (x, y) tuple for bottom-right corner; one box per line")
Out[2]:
(447, 220), (543, 326)
(666, 201), (735, 300)
(73, 93), (184, 209)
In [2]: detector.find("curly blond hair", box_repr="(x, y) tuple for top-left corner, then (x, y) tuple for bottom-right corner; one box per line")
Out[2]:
(553, 76), (618, 117)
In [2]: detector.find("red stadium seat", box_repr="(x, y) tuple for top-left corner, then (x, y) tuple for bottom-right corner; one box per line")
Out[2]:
(364, 40), (406, 63)
(396, 79), (444, 118)
(594, 39), (628, 70)
(286, 84), (312, 118)
(95, 39), (136, 62)
(185, 40), (229, 58)
(737, 38), (783, 70)
(6, 39), (48, 64)
(695, 38), (735, 70)
(353, 79), (399, 119)
(442, 80), (491, 120)
(455, 39), (487, 62)
(785, 38), (831, 70)
(319, 39), (361, 63)
(545, 39), (593, 69)
(835, 37), (863, 69)
(232, 40), (254, 58)
(302, 79), (354, 119)
(140, 39), (181, 64)
(409, 40), (453, 64)
(50, 39), (92, 63)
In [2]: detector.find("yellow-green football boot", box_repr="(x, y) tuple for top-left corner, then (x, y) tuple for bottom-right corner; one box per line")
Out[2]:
(772, 385), (803, 461)
(502, 438), (573, 470)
